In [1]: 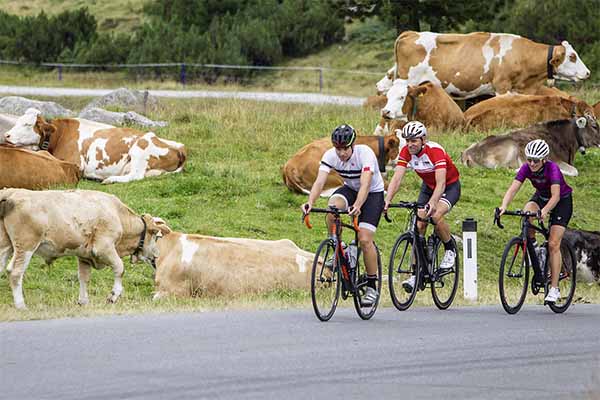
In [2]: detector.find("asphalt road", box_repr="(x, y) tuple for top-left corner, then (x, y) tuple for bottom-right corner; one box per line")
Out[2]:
(0, 85), (364, 106)
(1, 305), (599, 400)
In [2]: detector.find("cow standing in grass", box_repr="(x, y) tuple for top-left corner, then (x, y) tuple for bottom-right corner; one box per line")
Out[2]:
(4, 108), (186, 184)
(0, 189), (163, 309)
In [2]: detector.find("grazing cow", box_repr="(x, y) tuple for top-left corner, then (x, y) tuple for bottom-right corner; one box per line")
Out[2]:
(380, 81), (465, 131)
(152, 227), (316, 299)
(384, 31), (590, 120)
(0, 189), (163, 309)
(464, 93), (595, 131)
(563, 228), (600, 283)
(4, 108), (186, 184)
(282, 133), (401, 196)
(0, 145), (81, 189)
(461, 115), (600, 176)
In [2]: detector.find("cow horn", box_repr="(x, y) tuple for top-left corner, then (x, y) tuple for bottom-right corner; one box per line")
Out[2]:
(576, 117), (587, 129)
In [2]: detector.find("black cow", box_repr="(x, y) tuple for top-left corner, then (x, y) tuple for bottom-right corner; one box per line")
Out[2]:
(563, 228), (600, 283)
(461, 114), (600, 176)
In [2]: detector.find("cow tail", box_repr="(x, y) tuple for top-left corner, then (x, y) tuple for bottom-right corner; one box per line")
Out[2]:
(0, 198), (15, 219)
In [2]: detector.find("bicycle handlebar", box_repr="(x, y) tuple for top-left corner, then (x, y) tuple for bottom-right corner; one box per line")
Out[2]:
(384, 202), (434, 224)
(494, 208), (545, 231)
(302, 206), (360, 232)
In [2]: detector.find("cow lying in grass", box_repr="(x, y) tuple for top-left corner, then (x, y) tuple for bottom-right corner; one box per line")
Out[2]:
(461, 115), (600, 176)
(564, 228), (600, 284)
(0, 189), (163, 309)
(151, 221), (316, 299)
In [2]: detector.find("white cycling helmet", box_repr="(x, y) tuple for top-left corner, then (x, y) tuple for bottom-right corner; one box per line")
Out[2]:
(401, 121), (427, 139)
(524, 139), (550, 160)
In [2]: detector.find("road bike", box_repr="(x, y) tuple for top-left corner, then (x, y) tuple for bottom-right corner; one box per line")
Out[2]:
(494, 208), (577, 314)
(303, 206), (382, 321)
(385, 201), (459, 311)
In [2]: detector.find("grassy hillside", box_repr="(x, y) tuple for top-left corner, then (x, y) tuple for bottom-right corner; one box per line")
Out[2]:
(0, 0), (147, 32)
(0, 95), (599, 321)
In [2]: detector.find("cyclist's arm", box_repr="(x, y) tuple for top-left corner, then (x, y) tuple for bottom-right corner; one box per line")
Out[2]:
(353, 170), (373, 210)
(429, 168), (447, 207)
(384, 166), (407, 204)
(306, 170), (329, 208)
(541, 183), (560, 219)
(499, 179), (523, 212)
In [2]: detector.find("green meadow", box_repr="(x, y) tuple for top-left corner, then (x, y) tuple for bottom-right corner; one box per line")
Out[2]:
(0, 93), (599, 321)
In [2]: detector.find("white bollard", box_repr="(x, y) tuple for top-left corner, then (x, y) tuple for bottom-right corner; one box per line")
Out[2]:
(462, 218), (478, 301)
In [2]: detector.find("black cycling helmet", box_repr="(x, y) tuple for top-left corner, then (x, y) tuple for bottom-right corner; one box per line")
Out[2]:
(331, 124), (356, 148)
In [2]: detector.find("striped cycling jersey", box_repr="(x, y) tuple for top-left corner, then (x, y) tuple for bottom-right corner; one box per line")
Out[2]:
(396, 141), (460, 190)
(319, 145), (384, 192)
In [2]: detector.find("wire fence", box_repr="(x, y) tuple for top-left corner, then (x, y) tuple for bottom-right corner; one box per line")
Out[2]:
(0, 60), (385, 92)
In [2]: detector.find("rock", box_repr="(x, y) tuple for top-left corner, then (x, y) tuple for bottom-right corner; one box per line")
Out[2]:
(82, 87), (160, 114)
(78, 107), (168, 128)
(0, 96), (73, 117)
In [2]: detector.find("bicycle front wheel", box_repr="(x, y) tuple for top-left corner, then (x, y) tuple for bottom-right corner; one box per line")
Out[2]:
(547, 240), (577, 314)
(353, 243), (383, 320)
(499, 237), (529, 314)
(431, 237), (460, 310)
(388, 233), (420, 311)
(311, 239), (340, 321)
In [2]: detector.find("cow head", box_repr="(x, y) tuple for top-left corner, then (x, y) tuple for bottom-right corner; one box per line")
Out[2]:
(551, 41), (591, 82)
(574, 114), (600, 153)
(131, 214), (165, 267)
(383, 133), (401, 163)
(376, 65), (396, 95)
(381, 79), (409, 120)
(4, 108), (55, 150)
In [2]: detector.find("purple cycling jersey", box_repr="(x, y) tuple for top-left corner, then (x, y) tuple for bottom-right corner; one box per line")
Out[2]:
(515, 160), (572, 199)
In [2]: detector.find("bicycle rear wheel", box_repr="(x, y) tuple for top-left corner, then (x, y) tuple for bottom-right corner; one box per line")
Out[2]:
(388, 233), (420, 311)
(431, 237), (460, 310)
(499, 237), (529, 314)
(353, 243), (382, 320)
(311, 239), (340, 321)
(547, 240), (577, 314)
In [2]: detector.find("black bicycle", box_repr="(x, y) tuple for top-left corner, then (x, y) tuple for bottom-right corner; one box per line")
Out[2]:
(494, 208), (577, 314)
(303, 206), (382, 321)
(385, 201), (459, 311)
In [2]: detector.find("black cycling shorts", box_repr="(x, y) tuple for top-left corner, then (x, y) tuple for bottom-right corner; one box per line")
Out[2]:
(529, 193), (573, 228)
(417, 180), (461, 211)
(330, 186), (384, 232)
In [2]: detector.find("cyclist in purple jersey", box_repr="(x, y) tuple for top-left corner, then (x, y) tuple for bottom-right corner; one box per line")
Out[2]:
(498, 139), (573, 303)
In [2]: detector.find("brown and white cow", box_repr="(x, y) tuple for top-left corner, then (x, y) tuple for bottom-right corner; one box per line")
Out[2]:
(383, 31), (590, 120)
(282, 133), (401, 196)
(379, 81), (465, 132)
(563, 228), (600, 283)
(464, 93), (595, 131)
(151, 226), (315, 299)
(4, 108), (186, 184)
(594, 101), (600, 118)
(0, 145), (81, 189)
(0, 189), (163, 309)
(461, 115), (600, 176)
(376, 64), (396, 95)
(0, 113), (18, 142)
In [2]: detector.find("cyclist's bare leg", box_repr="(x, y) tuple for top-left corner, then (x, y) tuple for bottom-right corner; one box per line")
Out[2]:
(326, 195), (348, 233)
(431, 201), (451, 243)
(548, 224), (566, 288)
(524, 201), (540, 241)
(358, 228), (378, 276)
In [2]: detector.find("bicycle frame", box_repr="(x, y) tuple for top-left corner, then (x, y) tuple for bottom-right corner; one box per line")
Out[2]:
(304, 207), (362, 295)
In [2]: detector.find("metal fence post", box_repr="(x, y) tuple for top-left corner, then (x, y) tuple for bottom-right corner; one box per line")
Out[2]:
(58, 65), (62, 81)
(180, 63), (186, 86)
(318, 68), (323, 92)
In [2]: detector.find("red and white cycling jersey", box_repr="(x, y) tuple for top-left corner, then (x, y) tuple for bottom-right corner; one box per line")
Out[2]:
(396, 141), (460, 189)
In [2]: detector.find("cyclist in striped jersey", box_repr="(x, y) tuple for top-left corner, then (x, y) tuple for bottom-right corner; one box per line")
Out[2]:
(301, 124), (384, 307)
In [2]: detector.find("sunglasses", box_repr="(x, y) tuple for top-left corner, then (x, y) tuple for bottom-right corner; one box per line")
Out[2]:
(526, 158), (542, 164)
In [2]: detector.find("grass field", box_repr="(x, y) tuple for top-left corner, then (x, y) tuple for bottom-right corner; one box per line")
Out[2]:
(0, 94), (599, 321)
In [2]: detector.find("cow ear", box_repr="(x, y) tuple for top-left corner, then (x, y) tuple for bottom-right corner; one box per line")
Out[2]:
(551, 46), (565, 68)
(41, 123), (56, 138)
(414, 85), (428, 97)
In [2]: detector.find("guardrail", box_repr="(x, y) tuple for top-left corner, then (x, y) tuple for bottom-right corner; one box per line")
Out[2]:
(0, 60), (384, 92)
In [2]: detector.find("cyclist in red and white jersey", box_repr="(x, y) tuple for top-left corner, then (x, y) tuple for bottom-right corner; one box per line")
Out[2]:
(384, 121), (461, 292)
(301, 124), (384, 307)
